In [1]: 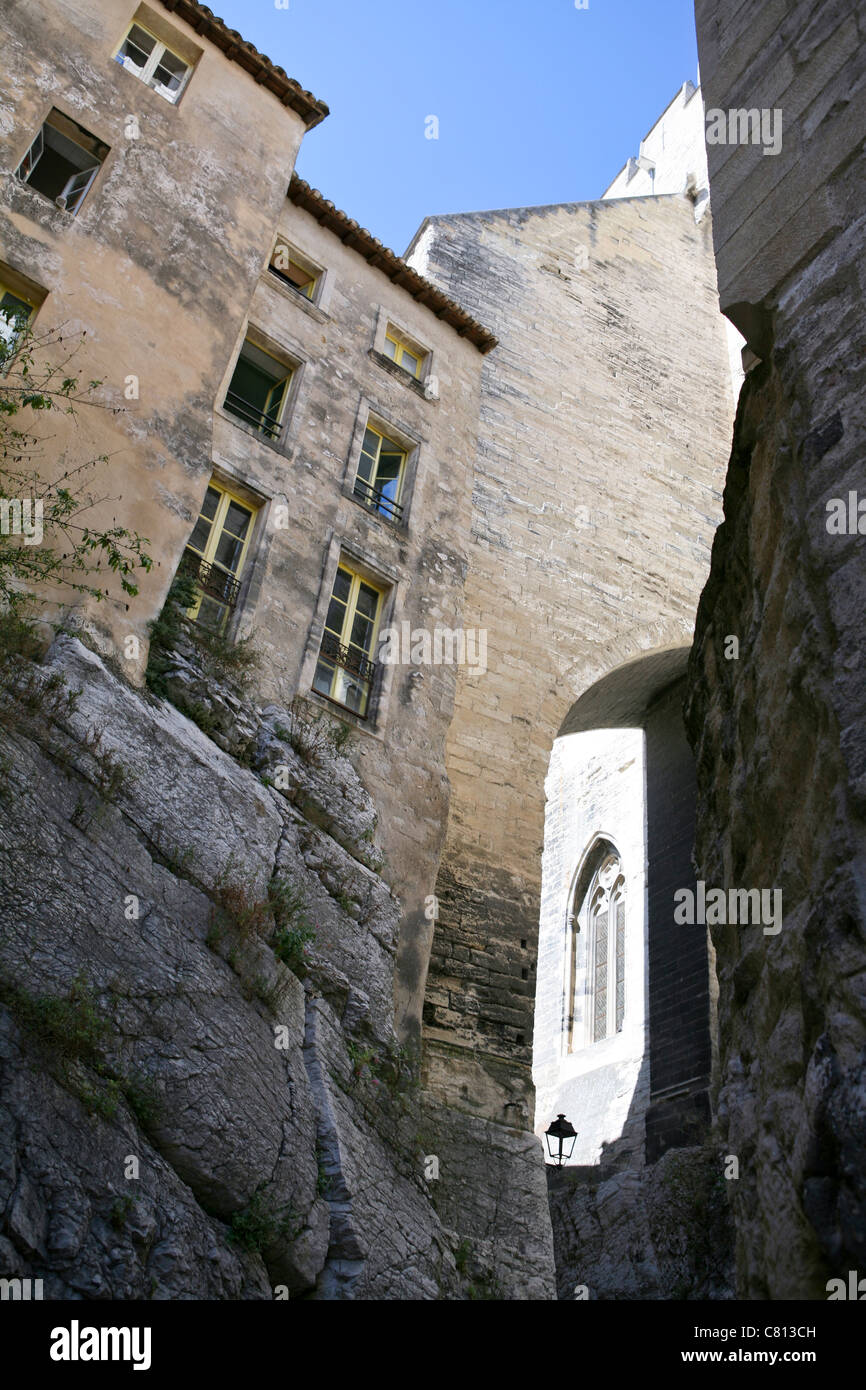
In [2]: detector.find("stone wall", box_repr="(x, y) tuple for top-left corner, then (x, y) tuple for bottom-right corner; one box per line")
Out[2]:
(644, 679), (712, 1161)
(603, 80), (707, 202)
(687, 0), (866, 1297)
(534, 728), (648, 1168)
(408, 192), (735, 1124)
(0, 0), (316, 663)
(0, 0), (492, 1058)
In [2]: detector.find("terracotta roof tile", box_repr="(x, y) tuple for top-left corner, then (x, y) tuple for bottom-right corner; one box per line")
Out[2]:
(288, 177), (498, 355)
(159, 1), (329, 128)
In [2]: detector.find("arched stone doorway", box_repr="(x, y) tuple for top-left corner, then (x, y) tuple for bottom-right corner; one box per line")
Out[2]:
(535, 647), (714, 1165)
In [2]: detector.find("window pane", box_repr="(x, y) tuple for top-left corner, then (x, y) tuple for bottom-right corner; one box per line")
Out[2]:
(187, 516), (212, 554)
(0, 293), (31, 347)
(313, 660), (336, 697)
(152, 51), (188, 91)
(333, 668), (367, 716)
(376, 449), (403, 488)
(384, 337), (397, 360)
(224, 500), (252, 541)
(325, 596), (347, 635)
(196, 595), (228, 633)
(333, 568), (352, 603)
(229, 360), (273, 413)
(361, 427), (380, 456)
(349, 613), (374, 652)
(213, 531), (244, 573)
(593, 910), (608, 1042)
(200, 486), (220, 520)
(402, 350), (420, 376)
(118, 25), (156, 69)
(355, 582), (379, 620)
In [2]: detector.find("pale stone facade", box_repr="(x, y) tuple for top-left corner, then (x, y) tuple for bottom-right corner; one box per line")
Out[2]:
(7, 0), (838, 1304)
(534, 729), (648, 1168)
(0, 0), (494, 1055)
(408, 174), (736, 1129)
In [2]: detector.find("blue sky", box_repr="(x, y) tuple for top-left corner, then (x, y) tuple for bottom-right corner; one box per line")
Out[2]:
(217, 0), (699, 254)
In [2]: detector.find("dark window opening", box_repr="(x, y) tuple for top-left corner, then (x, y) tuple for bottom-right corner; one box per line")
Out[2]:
(16, 110), (108, 215)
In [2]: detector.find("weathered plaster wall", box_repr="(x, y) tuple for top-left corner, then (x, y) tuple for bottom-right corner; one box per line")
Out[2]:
(0, 0), (310, 663)
(206, 194), (485, 1037)
(408, 192), (735, 1124)
(688, 0), (866, 1297)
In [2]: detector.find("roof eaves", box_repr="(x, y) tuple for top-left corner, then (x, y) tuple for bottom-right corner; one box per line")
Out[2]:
(288, 176), (498, 355)
(159, 1), (329, 128)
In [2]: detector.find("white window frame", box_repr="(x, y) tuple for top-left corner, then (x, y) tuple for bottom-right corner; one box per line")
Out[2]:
(115, 24), (191, 104)
(15, 120), (103, 215)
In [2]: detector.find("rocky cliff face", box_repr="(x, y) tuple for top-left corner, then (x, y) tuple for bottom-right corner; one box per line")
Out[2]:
(687, 0), (866, 1300)
(0, 636), (555, 1299)
(547, 1145), (734, 1301)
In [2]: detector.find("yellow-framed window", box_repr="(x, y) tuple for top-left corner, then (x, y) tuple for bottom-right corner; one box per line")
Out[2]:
(269, 242), (320, 301)
(312, 564), (383, 718)
(0, 282), (36, 356)
(224, 339), (293, 440)
(384, 327), (426, 379)
(114, 22), (191, 104)
(179, 481), (257, 632)
(354, 424), (407, 523)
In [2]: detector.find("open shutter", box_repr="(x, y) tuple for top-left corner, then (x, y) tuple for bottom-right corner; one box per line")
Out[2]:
(17, 128), (44, 182)
(58, 164), (99, 214)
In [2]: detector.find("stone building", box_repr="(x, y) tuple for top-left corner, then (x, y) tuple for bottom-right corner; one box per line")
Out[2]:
(532, 80), (739, 1171)
(0, 0), (500, 1051)
(2, 0), (861, 1301)
(406, 87), (737, 1139)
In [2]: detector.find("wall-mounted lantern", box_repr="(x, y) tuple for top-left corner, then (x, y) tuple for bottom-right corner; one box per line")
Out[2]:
(544, 1113), (577, 1166)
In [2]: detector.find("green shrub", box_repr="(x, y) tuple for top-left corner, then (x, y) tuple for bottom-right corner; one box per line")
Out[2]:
(227, 1189), (297, 1253)
(272, 923), (316, 979)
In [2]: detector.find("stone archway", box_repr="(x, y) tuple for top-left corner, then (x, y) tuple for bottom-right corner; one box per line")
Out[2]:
(536, 647), (714, 1165)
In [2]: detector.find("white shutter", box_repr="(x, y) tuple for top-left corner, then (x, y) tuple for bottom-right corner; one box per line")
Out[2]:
(58, 164), (99, 214)
(17, 128), (44, 182)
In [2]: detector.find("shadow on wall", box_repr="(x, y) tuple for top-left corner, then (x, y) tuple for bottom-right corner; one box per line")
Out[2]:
(537, 648), (716, 1168)
(544, 1051), (735, 1302)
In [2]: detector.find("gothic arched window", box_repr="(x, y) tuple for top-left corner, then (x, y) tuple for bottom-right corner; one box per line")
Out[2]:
(567, 842), (626, 1050)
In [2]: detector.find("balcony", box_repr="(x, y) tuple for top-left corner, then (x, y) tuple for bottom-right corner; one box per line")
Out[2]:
(223, 389), (281, 439)
(353, 478), (404, 524)
(178, 550), (241, 610)
(319, 629), (376, 684)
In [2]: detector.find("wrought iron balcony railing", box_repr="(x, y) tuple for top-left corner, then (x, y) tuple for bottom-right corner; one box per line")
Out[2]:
(178, 550), (241, 610)
(224, 389), (281, 439)
(319, 629), (376, 685)
(353, 477), (404, 523)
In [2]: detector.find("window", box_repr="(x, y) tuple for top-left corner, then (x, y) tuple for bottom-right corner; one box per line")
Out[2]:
(586, 853), (625, 1043)
(384, 326), (426, 380)
(269, 242), (320, 302)
(16, 110), (108, 215)
(224, 340), (293, 440)
(354, 424), (407, 523)
(312, 564), (383, 718)
(567, 843), (625, 1051)
(178, 481), (256, 632)
(0, 284), (35, 354)
(115, 22), (190, 103)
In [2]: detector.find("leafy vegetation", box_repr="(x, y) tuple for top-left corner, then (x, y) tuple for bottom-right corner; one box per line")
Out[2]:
(0, 319), (152, 615)
(227, 1188), (298, 1253)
